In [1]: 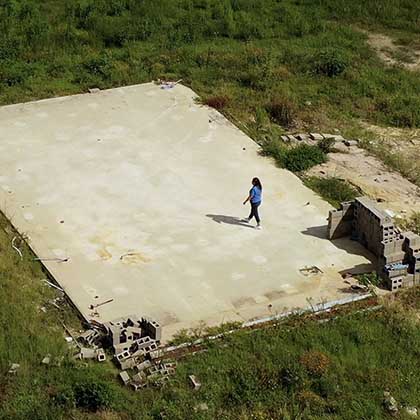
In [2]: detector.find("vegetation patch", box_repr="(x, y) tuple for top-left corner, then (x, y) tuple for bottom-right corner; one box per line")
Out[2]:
(261, 139), (327, 172)
(303, 176), (360, 208)
(397, 211), (420, 235)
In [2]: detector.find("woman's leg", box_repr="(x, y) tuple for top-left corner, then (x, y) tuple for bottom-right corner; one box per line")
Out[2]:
(254, 203), (260, 224)
(248, 204), (255, 220)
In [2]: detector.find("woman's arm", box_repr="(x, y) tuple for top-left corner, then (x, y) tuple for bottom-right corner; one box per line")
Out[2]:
(243, 189), (253, 205)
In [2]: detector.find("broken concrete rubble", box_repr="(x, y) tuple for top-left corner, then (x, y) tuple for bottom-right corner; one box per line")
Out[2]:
(74, 314), (175, 390)
(189, 374), (202, 390)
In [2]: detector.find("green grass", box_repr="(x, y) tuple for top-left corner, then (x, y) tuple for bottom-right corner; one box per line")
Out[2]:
(1, 0), (420, 131)
(2, 2), (420, 418)
(1, 210), (420, 419)
(397, 212), (420, 235)
(303, 176), (360, 208)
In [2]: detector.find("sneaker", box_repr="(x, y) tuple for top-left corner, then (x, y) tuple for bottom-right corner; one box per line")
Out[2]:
(255, 224), (262, 230)
(242, 217), (250, 223)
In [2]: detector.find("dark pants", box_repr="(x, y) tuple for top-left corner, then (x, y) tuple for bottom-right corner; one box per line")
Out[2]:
(249, 201), (261, 223)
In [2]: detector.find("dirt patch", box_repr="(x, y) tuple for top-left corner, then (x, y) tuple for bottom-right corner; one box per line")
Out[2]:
(364, 31), (420, 71)
(308, 144), (420, 215)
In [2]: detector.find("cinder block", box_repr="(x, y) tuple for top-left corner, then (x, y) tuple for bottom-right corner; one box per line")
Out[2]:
(79, 347), (96, 359)
(189, 375), (201, 390)
(309, 133), (324, 141)
(119, 371), (130, 386)
(97, 348), (106, 362)
(296, 133), (309, 141)
(136, 360), (152, 372)
(120, 357), (137, 370)
(116, 350), (131, 361)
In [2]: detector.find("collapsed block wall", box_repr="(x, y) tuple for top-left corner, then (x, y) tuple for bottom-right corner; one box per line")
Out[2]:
(327, 196), (420, 291)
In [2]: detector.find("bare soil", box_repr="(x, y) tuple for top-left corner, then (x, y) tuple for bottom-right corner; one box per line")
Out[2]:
(364, 31), (420, 71)
(308, 142), (420, 215)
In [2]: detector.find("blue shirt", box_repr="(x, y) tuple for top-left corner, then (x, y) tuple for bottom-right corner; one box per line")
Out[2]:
(250, 186), (262, 203)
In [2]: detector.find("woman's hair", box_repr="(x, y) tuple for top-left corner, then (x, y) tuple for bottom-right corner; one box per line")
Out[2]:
(252, 177), (262, 190)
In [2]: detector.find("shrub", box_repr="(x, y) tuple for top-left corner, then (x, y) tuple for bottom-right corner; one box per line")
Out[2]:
(0, 61), (31, 86)
(299, 350), (331, 376)
(397, 212), (420, 235)
(82, 54), (112, 78)
(73, 380), (114, 411)
(297, 390), (326, 413)
(357, 272), (382, 287)
(203, 95), (230, 110)
(265, 96), (296, 127)
(313, 48), (348, 77)
(283, 144), (327, 172)
(303, 177), (359, 208)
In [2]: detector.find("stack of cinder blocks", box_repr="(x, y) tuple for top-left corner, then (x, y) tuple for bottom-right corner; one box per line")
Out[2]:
(328, 201), (354, 240)
(102, 314), (162, 370)
(327, 196), (420, 291)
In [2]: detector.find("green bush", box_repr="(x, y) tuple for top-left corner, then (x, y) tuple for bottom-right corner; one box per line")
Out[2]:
(313, 48), (349, 77)
(73, 380), (114, 411)
(261, 140), (327, 172)
(283, 144), (327, 172)
(303, 176), (359, 207)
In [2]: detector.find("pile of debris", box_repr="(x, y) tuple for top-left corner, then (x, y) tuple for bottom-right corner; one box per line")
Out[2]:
(280, 132), (359, 148)
(74, 314), (176, 390)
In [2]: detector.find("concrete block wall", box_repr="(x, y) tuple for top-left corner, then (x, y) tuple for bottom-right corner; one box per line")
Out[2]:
(328, 196), (420, 291)
(328, 202), (354, 240)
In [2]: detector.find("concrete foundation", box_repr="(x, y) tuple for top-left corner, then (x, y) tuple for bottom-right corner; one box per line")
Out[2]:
(0, 83), (373, 339)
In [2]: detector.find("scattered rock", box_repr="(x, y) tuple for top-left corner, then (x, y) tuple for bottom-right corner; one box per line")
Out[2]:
(194, 403), (209, 412)
(41, 355), (51, 365)
(8, 363), (20, 375)
(404, 406), (418, 417)
(384, 391), (399, 416)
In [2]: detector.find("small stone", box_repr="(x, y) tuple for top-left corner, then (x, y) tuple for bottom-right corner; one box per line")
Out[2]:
(8, 363), (20, 375)
(41, 355), (51, 365)
(194, 403), (209, 412)
(404, 407), (418, 417)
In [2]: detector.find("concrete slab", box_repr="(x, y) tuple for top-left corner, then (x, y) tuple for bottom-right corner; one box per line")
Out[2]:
(0, 83), (373, 339)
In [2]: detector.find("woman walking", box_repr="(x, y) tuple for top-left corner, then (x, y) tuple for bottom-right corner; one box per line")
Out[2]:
(243, 177), (263, 229)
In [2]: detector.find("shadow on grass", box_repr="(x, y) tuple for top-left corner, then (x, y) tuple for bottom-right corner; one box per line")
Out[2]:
(206, 214), (255, 228)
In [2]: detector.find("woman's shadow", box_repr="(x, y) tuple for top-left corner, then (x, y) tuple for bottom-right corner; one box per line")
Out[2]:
(206, 214), (255, 228)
